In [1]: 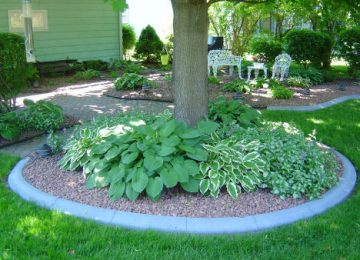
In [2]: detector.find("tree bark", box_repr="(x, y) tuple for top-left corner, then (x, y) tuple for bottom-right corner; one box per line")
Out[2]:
(171, 0), (209, 126)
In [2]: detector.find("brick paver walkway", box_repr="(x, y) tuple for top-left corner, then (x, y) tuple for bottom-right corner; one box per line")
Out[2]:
(1, 80), (174, 157)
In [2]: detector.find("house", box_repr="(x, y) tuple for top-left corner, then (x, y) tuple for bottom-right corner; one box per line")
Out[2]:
(0, 0), (123, 63)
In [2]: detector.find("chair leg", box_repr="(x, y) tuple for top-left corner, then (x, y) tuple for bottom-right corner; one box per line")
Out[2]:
(213, 66), (218, 78)
(247, 68), (252, 81)
(229, 66), (234, 77)
(237, 65), (242, 79)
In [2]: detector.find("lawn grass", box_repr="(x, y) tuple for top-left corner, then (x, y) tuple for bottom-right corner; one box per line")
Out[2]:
(1, 100), (360, 259)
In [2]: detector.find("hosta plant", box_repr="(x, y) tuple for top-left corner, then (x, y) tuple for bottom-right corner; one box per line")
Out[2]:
(199, 134), (268, 199)
(209, 97), (261, 127)
(60, 116), (219, 201)
(223, 79), (251, 93)
(286, 76), (312, 88)
(114, 73), (151, 90)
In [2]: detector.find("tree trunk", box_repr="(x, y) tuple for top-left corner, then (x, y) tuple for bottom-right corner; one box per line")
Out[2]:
(171, 0), (208, 126)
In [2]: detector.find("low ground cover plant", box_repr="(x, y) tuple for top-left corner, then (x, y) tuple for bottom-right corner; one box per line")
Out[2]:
(74, 69), (101, 80)
(223, 80), (251, 93)
(0, 100), (64, 140)
(208, 76), (220, 85)
(286, 76), (311, 88)
(271, 85), (294, 99)
(82, 60), (109, 71)
(114, 73), (152, 90)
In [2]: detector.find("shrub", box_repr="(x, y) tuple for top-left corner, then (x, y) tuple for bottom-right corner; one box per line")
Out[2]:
(82, 60), (108, 71)
(322, 70), (337, 82)
(209, 97), (261, 127)
(0, 112), (21, 140)
(337, 27), (360, 75)
(284, 29), (333, 69)
(109, 60), (145, 74)
(122, 24), (136, 56)
(289, 67), (324, 85)
(19, 99), (64, 131)
(135, 25), (164, 63)
(208, 76), (220, 85)
(114, 73), (150, 90)
(286, 76), (312, 88)
(109, 71), (119, 79)
(271, 86), (294, 99)
(236, 124), (338, 199)
(249, 34), (283, 63)
(223, 80), (251, 93)
(59, 116), (220, 201)
(74, 69), (101, 80)
(199, 134), (267, 199)
(0, 33), (29, 111)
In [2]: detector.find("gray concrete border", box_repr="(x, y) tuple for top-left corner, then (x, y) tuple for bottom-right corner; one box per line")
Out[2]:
(8, 151), (357, 234)
(268, 95), (360, 111)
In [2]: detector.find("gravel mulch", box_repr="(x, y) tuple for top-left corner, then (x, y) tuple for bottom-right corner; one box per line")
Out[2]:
(0, 115), (79, 148)
(21, 153), (332, 218)
(104, 74), (360, 108)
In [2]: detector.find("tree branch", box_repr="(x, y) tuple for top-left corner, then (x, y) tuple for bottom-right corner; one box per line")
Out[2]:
(207, 0), (268, 8)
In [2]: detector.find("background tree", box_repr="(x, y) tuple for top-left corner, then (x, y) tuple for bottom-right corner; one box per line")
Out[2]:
(135, 25), (164, 63)
(122, 24), (136, 60)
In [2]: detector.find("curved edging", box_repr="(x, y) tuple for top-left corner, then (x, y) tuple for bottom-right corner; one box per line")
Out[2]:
(267, 95), (360, 111)
(8, 151), (357, 234)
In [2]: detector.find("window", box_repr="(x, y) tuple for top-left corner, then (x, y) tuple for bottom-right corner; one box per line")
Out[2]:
(8, 10), (48, 32)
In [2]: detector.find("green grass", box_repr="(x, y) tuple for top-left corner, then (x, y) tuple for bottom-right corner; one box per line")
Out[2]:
(1, 100), (360, 259)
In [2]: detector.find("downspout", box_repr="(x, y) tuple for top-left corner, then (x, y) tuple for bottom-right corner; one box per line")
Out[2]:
(22, 0), (36, 62)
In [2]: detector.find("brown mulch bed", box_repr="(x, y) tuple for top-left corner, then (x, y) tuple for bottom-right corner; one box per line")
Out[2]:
(0, 115), (79, 148)
(22, 152), (341, 218)
(104, 75), (360, 108)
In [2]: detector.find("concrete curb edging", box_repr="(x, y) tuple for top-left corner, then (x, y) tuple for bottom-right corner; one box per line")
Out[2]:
(8, 151), (357, 234)
(268, 95), (360, 111)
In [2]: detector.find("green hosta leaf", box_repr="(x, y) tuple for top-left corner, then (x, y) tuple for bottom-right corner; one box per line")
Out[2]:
(109, 181), (125, 201)
(180, 129), (202, 139)
(93, 161), (109, 174)
(146, 177), (163, 199)
(197, 120), (219, 135)
(144, 155), (164, 171)
(105, 146), (122, 161)
(158, 145), (177, 157)
(160, 135), (181, 147)
(178, 145), (196, 154)
(226, 182), (239, 199)
(184, 160), (199, 176)
(132, 168), (149, 193)
(187, 149), (208, 161)
(172, 159), (189, 183)
(208, 169), (218, 179)
(159, 119), (177, 137)
(180, 177), (200, 193)
(92, 142), (112, 155)
(107, 164), (126, 183)
(243, 152), (260, 162)
(210, 161), (221, 171)
(199, 179), (210, 194)
(121, 152), (139, 165)
(182, 138), (201, 147)
(160, 167), (178, 188)
(125, 184), (140, 201)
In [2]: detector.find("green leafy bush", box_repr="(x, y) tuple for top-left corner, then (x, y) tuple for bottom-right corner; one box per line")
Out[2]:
(337, 27), (360, 75)
(322, 70), (337, 82)
(236, 124), (338, 199)
(74, 69), (101, 80)
(0, 112), (21, 140)
(114, 73), (151, 90)
(286, 76), (311, 88)
(289, 67), (324, 85)
(271, 86), (294, 99)
(122, 24), (136, 56)
(109, 71), (119, 78)
(135, 25), (164, 63)
(199, 134), (267, 199)
(208, 76), (220, 85)
(209, 97), (261, 127)
(60, 116), (220, 201)
(19, 99), (64, 131)
(82, 60), (108, 71)
(249, 34), (283, 63)
(0, 33), (29, 111)
(109, 60), (145, 74)
(284, 29), (333, 69)
(47, 130), (64, 154)
(223, 80), (251, 93)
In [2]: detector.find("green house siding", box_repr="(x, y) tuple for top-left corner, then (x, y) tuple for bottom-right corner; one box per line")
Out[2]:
(0, 0), (121, 62)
